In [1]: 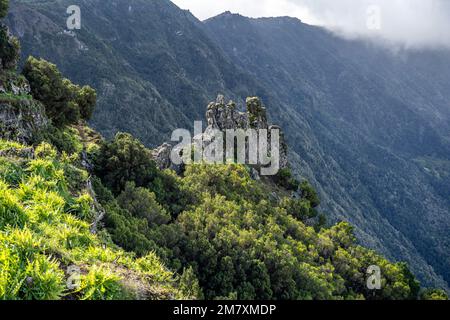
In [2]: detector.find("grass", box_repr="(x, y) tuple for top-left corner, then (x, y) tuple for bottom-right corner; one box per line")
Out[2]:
(0, 139), (26, 151)
(0, 141), (184, 300)
(0, 92), (33, 103)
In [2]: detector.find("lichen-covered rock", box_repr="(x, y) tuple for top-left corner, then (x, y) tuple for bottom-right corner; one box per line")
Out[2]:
(151, 142), (184, 174)
(0, 146), (34, 158)
(246, 97), (268, 129)
(151, 142), (173, 170)
(0, 73), (31, 95)
(153, 95), (289, 173)
(0, 100), (49, 143)
(206, 94), (248, 130)
(269, 125), (289, 170)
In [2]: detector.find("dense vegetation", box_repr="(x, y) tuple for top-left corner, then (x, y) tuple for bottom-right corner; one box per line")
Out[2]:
(0, 140), (185, 300)
(8, 0), (450, 291)
(0, 0), (448, 300)
(89, 133), (435, 300)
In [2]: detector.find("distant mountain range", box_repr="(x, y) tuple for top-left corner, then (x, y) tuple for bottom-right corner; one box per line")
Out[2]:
(6, 0), (450, 290)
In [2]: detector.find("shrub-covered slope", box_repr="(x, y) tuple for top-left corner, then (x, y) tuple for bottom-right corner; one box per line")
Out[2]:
(0, 0), (447, 300)
(6, 0), (450, 290)
(0, 140), (184, 300)
(0, 0), (184, 300)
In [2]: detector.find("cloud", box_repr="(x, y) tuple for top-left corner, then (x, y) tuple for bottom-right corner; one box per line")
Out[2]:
(171, 0), (450, 49)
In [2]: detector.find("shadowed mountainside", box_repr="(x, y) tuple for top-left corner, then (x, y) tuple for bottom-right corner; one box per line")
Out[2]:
(6, 0), (450, 290)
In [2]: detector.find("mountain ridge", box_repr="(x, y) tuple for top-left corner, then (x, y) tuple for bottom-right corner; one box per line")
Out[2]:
(5, 0), (450, 291)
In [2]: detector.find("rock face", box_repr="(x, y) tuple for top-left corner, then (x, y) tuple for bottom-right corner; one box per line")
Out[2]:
(151, 142), (184, 173)
(206, 95), (248, 130)
(0, 100), (48, 143)
(152, 95), (289, 175)
(0, 73), (48, 143)
(0, 23), (48, 143)
(0, 146), (34, 158)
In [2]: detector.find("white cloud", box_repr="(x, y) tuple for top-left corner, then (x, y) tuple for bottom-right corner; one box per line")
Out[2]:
(171, 0), (450, 49)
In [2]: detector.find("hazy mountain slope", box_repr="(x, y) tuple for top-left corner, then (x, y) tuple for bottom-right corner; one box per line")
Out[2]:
(6, 0), (449, 290)
(204, 13), (450, 289)
(7, 0), (274, 147)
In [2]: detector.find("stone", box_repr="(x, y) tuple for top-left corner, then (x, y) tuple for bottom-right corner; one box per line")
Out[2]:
(151, 142), (184, 174)
(0, 101), (49, 143)
(152, 94), (290, 174)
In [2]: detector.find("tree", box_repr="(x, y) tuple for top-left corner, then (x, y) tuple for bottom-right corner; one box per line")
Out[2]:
(300, 181), (320, 208)
(75, 85), (97, 120)
(94, 132), (158, 194)
(420, 288), (448, 300)
(275, 168), (299, 191)
(0, 25), (20, 70)
(117, 182), (170, 226)
(0, 0), (8, 19)
(179, 266), (204, 300)
(22, 57), (96, 125)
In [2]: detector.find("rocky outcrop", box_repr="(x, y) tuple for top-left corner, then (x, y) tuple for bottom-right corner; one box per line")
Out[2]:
(151, 142), (184, 173)
(206, 95), (248, 130)
(0, 146), (34, 158)
(0, 22), (48, 143)
(0, 100), (48, 143)
(152, 95), (289, 176)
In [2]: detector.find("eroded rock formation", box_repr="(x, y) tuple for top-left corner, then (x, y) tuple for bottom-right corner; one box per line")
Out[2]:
(152, 95), (289, 176)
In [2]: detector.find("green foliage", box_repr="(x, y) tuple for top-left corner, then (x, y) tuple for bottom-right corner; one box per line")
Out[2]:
(420, 288), (448, 300)
(0, 141), (183, 300)
(76, 266), (123, 300)
(0, 139), (25, 151)
(76, 85), (97, 120)
(0, 0), (8, 19)
(94, 132), (158, 194)
(300, 181), (320, 208)
(21, 255), (66, 300)
(280, 197), (317, 222)
(0, 24), (20, 70)
(22, 57), (96, 126)
(179, 266), (204, 300)
(94, 133), (191, 216)
(101, 160), (423, 300)
(0, 185), (27, 228)
(275, 168), (299, 191)
(33, 125), (83, 155)
(117, 182), (170, 226)
(182, 163), (264, 203)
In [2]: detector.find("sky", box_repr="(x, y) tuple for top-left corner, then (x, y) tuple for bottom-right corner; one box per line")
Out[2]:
(171, 0), (450, 49)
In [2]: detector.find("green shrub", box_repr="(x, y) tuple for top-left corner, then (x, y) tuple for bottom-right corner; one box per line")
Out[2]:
(22, 57), (96, 126)
(420, 288), (448, 300)
(0, 24), (20, 70)
(94, 132), (158, 194)
(69, 194), (94, 220)
(117, 182), (170, 226)
(21, 255), (65, 300)
(300, 181), (320, 208)
(33, 125), (83, 154)
(0, 0), (9, 19)
(77, 266), (124, 300)
(0, 187), (27, 228)
(275, 168), (299, 191)
(0, 158), (24, 186)
(179, 266), (203, 300)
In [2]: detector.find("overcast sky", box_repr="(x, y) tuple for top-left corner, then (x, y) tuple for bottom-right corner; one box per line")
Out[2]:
(171, 0), (450, 49)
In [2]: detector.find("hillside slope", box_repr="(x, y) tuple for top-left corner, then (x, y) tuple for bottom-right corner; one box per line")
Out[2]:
(1, 0), (448, 300)
(0, 6), (184, 299)
(7, 0), (273, 146)
(204, 12), (450, 289)
(6, 0), (450, 290)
